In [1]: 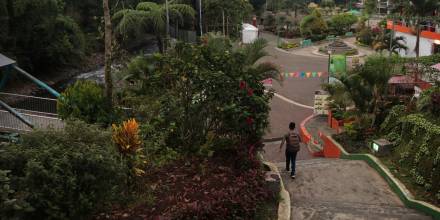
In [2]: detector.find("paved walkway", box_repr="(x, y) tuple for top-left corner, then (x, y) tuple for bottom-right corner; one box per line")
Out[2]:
(260, 32), (432, 220)
(278, 159), (432, 220)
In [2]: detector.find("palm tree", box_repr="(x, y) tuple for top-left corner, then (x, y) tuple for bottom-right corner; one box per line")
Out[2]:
(103, 0), (113, 105)
(373, 33), (408, 54)
(113, 1), (195, 53)
(324, 56), (396, 128)
(202, 33), (281, 81)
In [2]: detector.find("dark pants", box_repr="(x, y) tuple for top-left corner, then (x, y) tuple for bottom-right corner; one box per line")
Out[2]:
(285, 151), (298, 176)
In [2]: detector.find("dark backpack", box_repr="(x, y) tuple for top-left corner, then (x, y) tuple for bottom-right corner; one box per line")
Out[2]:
(286, 132), (300, 152)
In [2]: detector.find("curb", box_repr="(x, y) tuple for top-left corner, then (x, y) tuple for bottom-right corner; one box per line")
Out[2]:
(299, 114), (314, 153)
(311, 49), (366, 58)
(273, 47), (324, 58)
(259, 153), (291, 220)
(300, 114), (324, 156)
(326, 135), (440, 219)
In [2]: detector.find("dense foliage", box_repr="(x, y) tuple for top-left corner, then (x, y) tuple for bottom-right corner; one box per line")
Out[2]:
(119, 38), (278, 158)
(0, 121), (129, 219)
(0, 0), (86, 73)
(57, 80), (114, 125)
(203, 0), (253, 37)
(382, 106), (440, 204)
(328, 13), (357, 35)
(300, 9), (328, 41)
(324, 56), (402, 130)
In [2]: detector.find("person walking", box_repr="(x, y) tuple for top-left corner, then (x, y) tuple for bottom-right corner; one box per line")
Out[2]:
(279, 122), (302, 179)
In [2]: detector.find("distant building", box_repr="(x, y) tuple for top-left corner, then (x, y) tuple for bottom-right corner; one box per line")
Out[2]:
(387, 20), (440, 57)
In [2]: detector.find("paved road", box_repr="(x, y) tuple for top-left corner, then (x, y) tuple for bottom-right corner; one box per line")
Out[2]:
(261, 32), (327, 144)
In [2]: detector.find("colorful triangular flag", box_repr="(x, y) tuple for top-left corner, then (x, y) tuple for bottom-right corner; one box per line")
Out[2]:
(306, 72), (312, 78)
(312, 72), (317, 77)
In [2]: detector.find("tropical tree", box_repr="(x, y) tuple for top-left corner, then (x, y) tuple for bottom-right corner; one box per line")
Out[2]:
(202, 33), (281, 80)
(300, 9), (328, 41)
(203, 0), (252, 37)
(283, 0), (306, 18)
(373, 32), (408, 54)
(113, 1), (195, 52)
(324, 56), (398, 128)
(329, 13), (358, 35)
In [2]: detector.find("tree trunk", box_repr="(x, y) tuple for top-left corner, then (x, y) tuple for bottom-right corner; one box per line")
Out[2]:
(415, 21), (420, 82)
(222, 10), (225, 36)
(103, 0), (113, 106)
(415, 23), (420, 59)
(156, 35), (164, 53)
(294, 6), (298, 18)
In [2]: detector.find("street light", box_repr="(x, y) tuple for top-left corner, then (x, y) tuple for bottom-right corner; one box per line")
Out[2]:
(327, 50), (333, 83)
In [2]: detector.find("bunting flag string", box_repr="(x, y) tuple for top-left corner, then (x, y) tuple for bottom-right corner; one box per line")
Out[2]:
(279, 71), (326, 79)
(263, 71), (327, 85)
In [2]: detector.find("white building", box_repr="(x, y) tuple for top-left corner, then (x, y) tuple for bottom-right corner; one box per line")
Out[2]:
(387, 20), (440, 57)
(242, 23), (258, 44)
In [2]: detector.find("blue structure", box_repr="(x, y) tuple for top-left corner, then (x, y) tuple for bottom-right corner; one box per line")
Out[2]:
(0, 53), (61, 131)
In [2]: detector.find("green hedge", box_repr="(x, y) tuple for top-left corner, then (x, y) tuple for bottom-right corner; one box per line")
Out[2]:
(0, 121), (128, 220)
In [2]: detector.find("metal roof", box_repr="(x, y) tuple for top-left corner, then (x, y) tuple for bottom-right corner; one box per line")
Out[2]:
(0, 53), (16, 68)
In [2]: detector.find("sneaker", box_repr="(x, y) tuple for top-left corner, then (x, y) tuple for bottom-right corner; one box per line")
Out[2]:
(291, 175), (296, 179)
(285, 169), (290, 172)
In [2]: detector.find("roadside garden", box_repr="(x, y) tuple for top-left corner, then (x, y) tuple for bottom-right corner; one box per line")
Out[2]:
(324, 54), (440, 206)
(0, 36), (281, 219)
(262, 0), (362, 50)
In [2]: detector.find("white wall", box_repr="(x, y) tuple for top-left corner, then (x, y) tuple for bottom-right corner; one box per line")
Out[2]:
(395, 32), (435, 57)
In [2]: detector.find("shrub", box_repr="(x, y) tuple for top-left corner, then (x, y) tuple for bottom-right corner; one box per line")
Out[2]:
(57, 80), (114, 125)
(112, 118), (142, 156)
(357, 27), (374, 46)
(0, 169), (32, 219)
(112, 119), (147, 177)
(128, 157), (277, 219)
(0, 121), (128, 220)
(278, 42), (299, 49)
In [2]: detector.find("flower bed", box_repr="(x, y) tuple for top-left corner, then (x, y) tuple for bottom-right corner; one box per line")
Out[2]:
(278, 42), (300, 50)
(98, 155), (278, 219)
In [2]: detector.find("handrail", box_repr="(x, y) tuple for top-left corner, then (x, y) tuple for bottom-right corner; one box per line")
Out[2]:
(0, 92), (58, 101)
(13, 65), (60, 98)
(0, 100), (34, 128)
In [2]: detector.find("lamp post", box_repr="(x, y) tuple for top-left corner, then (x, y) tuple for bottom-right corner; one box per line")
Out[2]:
(327, 50), (333, 83)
